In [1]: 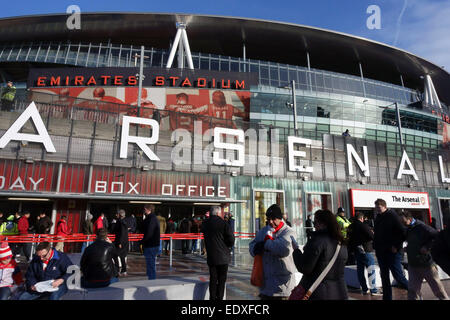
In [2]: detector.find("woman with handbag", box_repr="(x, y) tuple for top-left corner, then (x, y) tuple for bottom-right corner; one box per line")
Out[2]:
(292, 209), (348, 300)
(249, 204), (298, 300)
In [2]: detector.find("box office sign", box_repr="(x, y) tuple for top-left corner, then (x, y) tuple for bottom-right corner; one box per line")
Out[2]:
(90, 167), (230, 198)
(350, 189), (430, 209)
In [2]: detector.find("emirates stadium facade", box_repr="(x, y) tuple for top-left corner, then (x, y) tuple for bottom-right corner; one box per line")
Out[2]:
(0, 13), (449, 248)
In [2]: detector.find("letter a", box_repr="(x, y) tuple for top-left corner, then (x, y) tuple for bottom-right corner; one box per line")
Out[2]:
(366, 5), (381, 30)
(0, 102), (56, 152)
(66, 5), (81, 30)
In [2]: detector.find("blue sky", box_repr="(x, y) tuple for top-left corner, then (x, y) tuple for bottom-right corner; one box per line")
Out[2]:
(1, 0), (449, 69)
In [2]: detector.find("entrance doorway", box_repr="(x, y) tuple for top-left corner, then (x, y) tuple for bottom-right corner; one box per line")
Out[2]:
(439, 199), (450, 229)
(88, 201), (218, 233)
(0, 199), (54, 231)
(253, 190), (285, 233)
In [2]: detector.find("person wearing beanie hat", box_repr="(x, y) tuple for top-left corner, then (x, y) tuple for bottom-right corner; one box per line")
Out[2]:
(249, 204), (298, 299)
(0, 242), (23, 300)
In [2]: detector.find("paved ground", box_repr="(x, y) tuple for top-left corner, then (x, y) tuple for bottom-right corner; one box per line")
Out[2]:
(16, 249), (450, 300)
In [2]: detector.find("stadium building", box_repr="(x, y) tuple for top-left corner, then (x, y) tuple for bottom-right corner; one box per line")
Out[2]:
(0, 13), (449, 248)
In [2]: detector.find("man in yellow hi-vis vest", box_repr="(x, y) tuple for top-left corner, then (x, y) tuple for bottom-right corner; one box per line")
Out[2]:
(336, 207), (351, 240)
(1, 81), (16, 111)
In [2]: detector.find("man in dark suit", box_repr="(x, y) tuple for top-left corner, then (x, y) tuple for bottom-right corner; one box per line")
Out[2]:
(140, 204), (160, 280)
(201, 206), (235, 300)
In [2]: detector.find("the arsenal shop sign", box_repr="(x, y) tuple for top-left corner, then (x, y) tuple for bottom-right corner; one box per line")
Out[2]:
(28, 67), (258, 90)
(350, 189), (430, 209)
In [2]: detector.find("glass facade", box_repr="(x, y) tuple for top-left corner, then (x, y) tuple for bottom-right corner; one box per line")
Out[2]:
(0, 41), (438, 108)
(2, 38), (450, 243)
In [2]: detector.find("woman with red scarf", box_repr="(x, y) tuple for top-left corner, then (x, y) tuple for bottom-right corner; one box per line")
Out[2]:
(249, 204), (298, 300)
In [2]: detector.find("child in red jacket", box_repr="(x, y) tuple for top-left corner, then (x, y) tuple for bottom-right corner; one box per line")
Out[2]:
(0, 242), (23, 300)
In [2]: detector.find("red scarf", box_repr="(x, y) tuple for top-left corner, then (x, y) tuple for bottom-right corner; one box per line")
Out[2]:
(264, 221), (284, 241)
(43, 249), (54, 270)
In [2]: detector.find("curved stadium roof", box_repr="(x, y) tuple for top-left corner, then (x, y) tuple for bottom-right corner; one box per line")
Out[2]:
(0, 12), (449, 104)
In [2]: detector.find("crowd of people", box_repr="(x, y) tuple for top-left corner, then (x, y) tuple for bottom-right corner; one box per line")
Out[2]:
(1, 199), (449, 301)
(249, 199), (450, 301)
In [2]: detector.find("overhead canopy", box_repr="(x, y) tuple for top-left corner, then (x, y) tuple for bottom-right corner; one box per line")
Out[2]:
(0, 12), (449, 104)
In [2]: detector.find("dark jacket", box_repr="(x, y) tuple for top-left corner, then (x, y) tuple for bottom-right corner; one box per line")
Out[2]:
(80, 239), (117, 282)
(178, 218), (192, 233)
(25, 249), (73, 292)
(293, 229), (348, 300)
(347, 219), (374, 253)
(113, 219), (129, 248)
(141, 213), (160, 248)
(123, 215), (137, 233)
(201, 215), (235, 266)
(405, 219), (438, 267)
(36, 216), (53, 234)
(82, 219), (93, 235)
(373, 208), (407, 253)
(431, 228), (450, 276)
(165, 220), (175, 234)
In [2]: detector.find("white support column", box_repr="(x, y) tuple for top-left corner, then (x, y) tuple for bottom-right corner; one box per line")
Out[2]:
(181, 29), (194, 70)
(166, 23), (194, 70)
(166, 28), (182, 69)
(424, 74), (442, 109)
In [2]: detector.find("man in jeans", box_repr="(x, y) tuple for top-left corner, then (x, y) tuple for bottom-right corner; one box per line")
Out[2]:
(400, 211), (448, 300)
(347, 212), (381, 296)
(373, 198), (409, 300)
(140, 204), (160, 280)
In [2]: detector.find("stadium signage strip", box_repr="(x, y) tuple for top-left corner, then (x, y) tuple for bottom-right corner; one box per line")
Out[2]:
(28, 67), (258, 90)
(1, 102), (450, 184)
(0, 160), (228, 197)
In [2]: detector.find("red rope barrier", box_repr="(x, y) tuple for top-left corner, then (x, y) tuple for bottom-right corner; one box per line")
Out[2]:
(0, 232), (257, 243)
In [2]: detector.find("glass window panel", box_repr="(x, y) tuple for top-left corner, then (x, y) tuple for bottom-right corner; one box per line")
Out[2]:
(279, 68), (288, 81)
(270, 67), (279, 81)
(288, 70), (297, 83)
(260, 66), (269, 79)
(250, 64), (259, 73)
(230, 61), (239, 72)
(220, 60), (229, 71)
(210, 59), (219, 70)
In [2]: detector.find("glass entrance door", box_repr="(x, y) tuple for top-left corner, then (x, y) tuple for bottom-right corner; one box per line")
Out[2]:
(439, 199), (450, 229)
(254, 190), (284, 233)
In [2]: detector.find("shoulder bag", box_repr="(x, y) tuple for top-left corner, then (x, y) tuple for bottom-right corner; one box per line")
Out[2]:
(289, 244), (341, 300)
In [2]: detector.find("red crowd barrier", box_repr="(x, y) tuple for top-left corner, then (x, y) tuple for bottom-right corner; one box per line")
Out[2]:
(0, 232), (256, 243)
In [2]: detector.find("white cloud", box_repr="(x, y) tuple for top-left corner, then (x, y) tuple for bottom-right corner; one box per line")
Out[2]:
(386, 0), (450, 69)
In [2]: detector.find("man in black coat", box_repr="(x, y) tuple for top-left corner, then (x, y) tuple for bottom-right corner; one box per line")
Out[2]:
(141, 204), (160, 280)
(432, 217), (450, 276)
(373, 198), (408, 300)
(347, 212), (380, 295)
(400, 211), (448, 300)
(178, 217), (192, 254)
(201, 206), (235, 300)
(113, 209), (129, 276)
(80, 228), (118, 288)
(35, 212), (53, 234)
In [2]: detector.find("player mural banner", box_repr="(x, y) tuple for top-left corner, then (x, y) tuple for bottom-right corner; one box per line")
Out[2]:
(30, 86), (250, 132)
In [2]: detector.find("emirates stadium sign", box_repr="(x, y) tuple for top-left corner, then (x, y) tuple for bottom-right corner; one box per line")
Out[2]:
(28, 67), (258, 90)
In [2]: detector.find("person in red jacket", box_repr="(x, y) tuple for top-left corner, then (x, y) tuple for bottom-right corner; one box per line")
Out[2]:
(55, 216), (71, 252)
(17, 212), (32, 262)
(93, 213), (107, 234)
